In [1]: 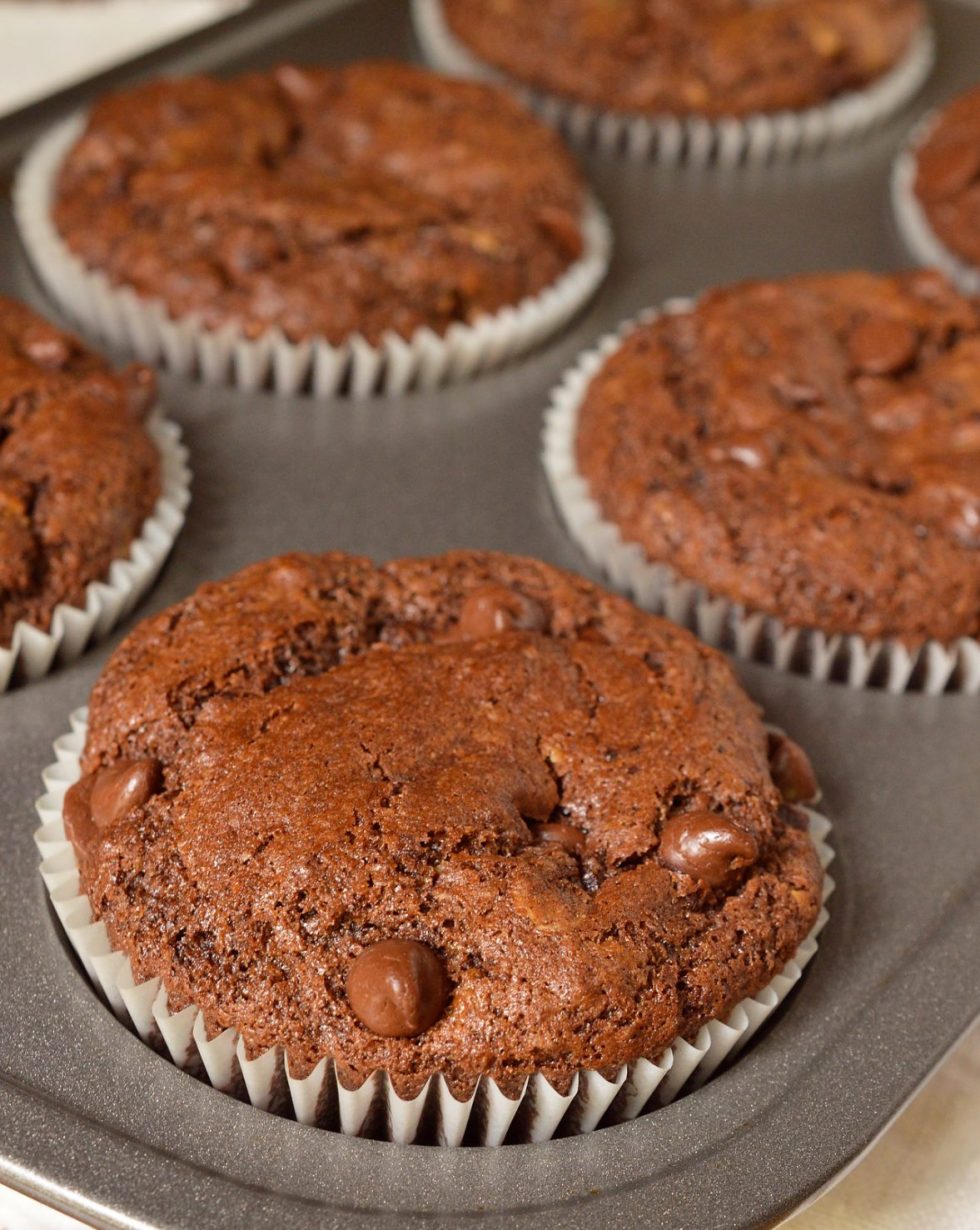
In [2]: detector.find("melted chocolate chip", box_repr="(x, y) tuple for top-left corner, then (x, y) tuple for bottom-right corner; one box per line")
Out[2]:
(456, 584), (545, 640)
(535, 203), (584, 260)
(767, 731), (820, 804)
(346, 939), (448, 1038)
(659, 811), (759, 891)
(531, 821), (586, 855)
(63, 773), (98, 853)
(89, 758), (163, 831)
(847, 319), (918, 377)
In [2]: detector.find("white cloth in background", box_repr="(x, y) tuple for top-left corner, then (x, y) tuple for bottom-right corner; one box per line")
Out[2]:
(789, 1022), (980, 1229)
(0, 0), (246, 119)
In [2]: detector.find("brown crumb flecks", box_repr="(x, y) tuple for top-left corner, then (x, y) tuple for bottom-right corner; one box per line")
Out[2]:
(575, 270), (980, 645)
(53, 61), (586, 346)
(442, 0), (926, 118)
(69, 550), (823, 1100)
(0, 297), (159, 645)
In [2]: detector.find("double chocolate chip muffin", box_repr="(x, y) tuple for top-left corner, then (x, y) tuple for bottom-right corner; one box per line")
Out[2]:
(908, 83), (980, 274)
(437, 0), (927, 118)
(52, 61), (588, 346)
(0, 296), (159, 646)
(64, 550), (822, 1102)
(574, 271), (980, 646)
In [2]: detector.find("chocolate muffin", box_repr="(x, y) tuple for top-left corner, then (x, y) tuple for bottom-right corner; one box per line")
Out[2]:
(63, 550), (823, 1100)
(573, 270), (980, 646)
(910, 84), (980, 272)
(437, 0), (927, 119)
(51, 61), (588, 346)
(0, 296), (159, 646)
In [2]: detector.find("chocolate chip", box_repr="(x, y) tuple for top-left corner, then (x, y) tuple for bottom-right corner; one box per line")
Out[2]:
(531, 821), (586, 855)
(89, 758), (163, 831)
(63, 773), (98, 853)
(767, 731), (819, 804)
(659, 810), (759, 891)
(346, 939), (448, 1038)
(456, 584), (545, 640)
(535, 204), (584, 261)
(847, 319), (918, 377)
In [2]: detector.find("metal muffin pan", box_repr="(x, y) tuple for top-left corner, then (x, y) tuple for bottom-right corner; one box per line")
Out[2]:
(0, 1), (978, 1226)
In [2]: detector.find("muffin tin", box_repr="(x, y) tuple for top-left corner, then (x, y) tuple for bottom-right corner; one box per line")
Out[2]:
(0, 1), (978, 1227)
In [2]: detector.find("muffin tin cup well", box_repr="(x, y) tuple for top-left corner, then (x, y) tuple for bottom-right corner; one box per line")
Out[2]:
(541, 304), (980, 695)
(35, 708), (833, 1148)
(891, 110), (980, 294)
(12, 115), (612, 397)
(0, 414), (190, 692)
(411, 0), (936, 167)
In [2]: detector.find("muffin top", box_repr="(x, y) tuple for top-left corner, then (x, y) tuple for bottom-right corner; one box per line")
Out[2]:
(0, 297), (159, 647)
(441, 0), (926, 118)
(913, 84), (980, 269)
(53, 61), (587, 346)
(575, 270), (980, 645)
(65, 550), (822, 1098)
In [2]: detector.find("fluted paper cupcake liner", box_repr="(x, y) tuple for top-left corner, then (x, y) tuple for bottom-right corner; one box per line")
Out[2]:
(542, 305), (980, 694)
(0, 415), (190, 691)
(412, 0), (934, 166)
(891, 110), (980, 294)
(13, 115), (612, 397)
(35, 709), (832, 1147)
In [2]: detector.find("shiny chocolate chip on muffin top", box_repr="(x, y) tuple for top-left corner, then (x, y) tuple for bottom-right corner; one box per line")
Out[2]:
(64, 550), (822, 1098)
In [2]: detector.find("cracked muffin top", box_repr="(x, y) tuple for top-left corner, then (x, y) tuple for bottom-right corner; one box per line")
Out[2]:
(575, 271), (980, 645)
(912, 84), (980, 271)
(65, 550), (822, 1098)
(0, 297), (159, 646)
(440, 0), (926, 119)
(52, 61), (587, 346)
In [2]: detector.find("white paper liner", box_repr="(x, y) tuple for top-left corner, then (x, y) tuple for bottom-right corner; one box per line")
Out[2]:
(891, 109), (980, 295)
(412, 0), (935, 166)
(35, 708), (833, 1147)
(0, 414), (190, 691)
(12, 115), (612, 397)
(542, 304), (980, 694)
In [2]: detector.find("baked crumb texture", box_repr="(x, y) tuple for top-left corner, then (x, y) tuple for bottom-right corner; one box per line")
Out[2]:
(440, 0), (926, 117)
(65, 550), (823, 1101)
(53, 62), (587, 346)
(0, 296), (159, 646)
(575, 271), (980, 647)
